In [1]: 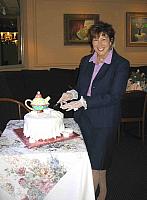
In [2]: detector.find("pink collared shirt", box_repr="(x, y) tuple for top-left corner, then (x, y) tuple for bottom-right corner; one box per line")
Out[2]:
(87, 49), (113, 96)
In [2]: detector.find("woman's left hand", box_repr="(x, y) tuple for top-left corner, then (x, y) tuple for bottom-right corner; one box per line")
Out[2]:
(60, 100), (83, 111)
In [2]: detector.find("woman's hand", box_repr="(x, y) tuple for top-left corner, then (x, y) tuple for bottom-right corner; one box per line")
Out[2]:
(60, 100), (83, 111)
(57, 92), (73, 105)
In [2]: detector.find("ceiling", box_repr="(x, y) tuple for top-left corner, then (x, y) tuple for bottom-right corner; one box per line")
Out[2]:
(0, 0), (19, 17)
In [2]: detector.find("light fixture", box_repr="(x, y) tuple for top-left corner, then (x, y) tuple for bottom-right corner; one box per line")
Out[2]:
(2, 6), (6, 15)
(0, 32), (18, 44)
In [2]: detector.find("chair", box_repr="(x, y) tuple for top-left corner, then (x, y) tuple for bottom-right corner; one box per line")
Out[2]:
(0, 98), (30, 133)
(118, 90), (147, 144)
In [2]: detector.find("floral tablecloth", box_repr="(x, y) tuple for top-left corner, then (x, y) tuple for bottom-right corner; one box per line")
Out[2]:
(0, 119), (95, 200)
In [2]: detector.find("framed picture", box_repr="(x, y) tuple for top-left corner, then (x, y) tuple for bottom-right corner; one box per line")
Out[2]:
(64, 14), (99, 45)
(126, 12), (147, 47)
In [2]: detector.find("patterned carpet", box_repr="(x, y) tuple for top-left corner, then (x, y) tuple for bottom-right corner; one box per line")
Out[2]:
(106, 134), (147, 200)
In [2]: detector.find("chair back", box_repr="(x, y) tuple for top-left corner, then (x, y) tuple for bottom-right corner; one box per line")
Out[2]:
(0, 98), (30, 132)
(121, 90), (147, 119)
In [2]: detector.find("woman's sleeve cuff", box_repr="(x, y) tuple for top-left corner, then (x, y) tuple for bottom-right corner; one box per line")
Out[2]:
(80, 96), (87, 110)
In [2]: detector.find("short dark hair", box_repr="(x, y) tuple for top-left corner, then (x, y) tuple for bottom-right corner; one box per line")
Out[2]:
(88, 21), (115, 50)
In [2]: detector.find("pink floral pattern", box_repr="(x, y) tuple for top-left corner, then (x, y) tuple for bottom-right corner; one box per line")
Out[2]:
(1, 156), (66, 200)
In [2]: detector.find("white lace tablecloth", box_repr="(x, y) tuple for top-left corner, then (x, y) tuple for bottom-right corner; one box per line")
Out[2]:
(0, 119), (95, 200)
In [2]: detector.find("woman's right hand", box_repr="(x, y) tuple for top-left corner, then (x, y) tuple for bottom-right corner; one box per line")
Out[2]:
(57, 92), (73, 105)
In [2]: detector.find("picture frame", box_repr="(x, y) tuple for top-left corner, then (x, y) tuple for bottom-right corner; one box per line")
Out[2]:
(64, 14), (99, 45)
(126, 12), (147, 47)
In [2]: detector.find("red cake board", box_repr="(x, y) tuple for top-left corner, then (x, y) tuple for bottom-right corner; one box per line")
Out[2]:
(13, 128), (79, 149)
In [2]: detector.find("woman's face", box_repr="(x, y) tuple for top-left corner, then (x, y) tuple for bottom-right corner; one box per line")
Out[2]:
(92, 32), (112, 58)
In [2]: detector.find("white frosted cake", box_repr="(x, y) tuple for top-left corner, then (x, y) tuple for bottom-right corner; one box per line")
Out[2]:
(23, 108), (65, 143)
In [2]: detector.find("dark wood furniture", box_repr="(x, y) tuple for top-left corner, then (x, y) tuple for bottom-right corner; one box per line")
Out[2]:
(0, 98), (30, 132)
(118, 90), (147, 144)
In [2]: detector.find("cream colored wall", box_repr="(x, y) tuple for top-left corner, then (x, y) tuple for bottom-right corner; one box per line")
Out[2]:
(22, 0), (147, 69)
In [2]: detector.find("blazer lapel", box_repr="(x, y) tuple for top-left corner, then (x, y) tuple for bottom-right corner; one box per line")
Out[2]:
(86, 61), (95, 81)
(94, 63), (110, 81)
(82, 61), (95, 95)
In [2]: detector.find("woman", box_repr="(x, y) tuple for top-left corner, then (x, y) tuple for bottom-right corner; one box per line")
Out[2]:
(58, 21), (130, 200)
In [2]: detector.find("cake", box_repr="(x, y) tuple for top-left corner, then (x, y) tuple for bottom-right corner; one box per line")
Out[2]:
(23, 108), (65, 143)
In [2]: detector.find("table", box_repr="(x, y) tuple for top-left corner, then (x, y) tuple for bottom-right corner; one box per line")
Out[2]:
(126, 79), (147, 92)
(0, 119), (95, 200)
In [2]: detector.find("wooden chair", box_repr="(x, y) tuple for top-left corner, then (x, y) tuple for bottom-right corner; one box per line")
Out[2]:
(118, 90), (147, 144)
(0, 98), (30, 133)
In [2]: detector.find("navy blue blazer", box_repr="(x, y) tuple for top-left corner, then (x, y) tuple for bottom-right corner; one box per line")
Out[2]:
(74, 49), (130, 128)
